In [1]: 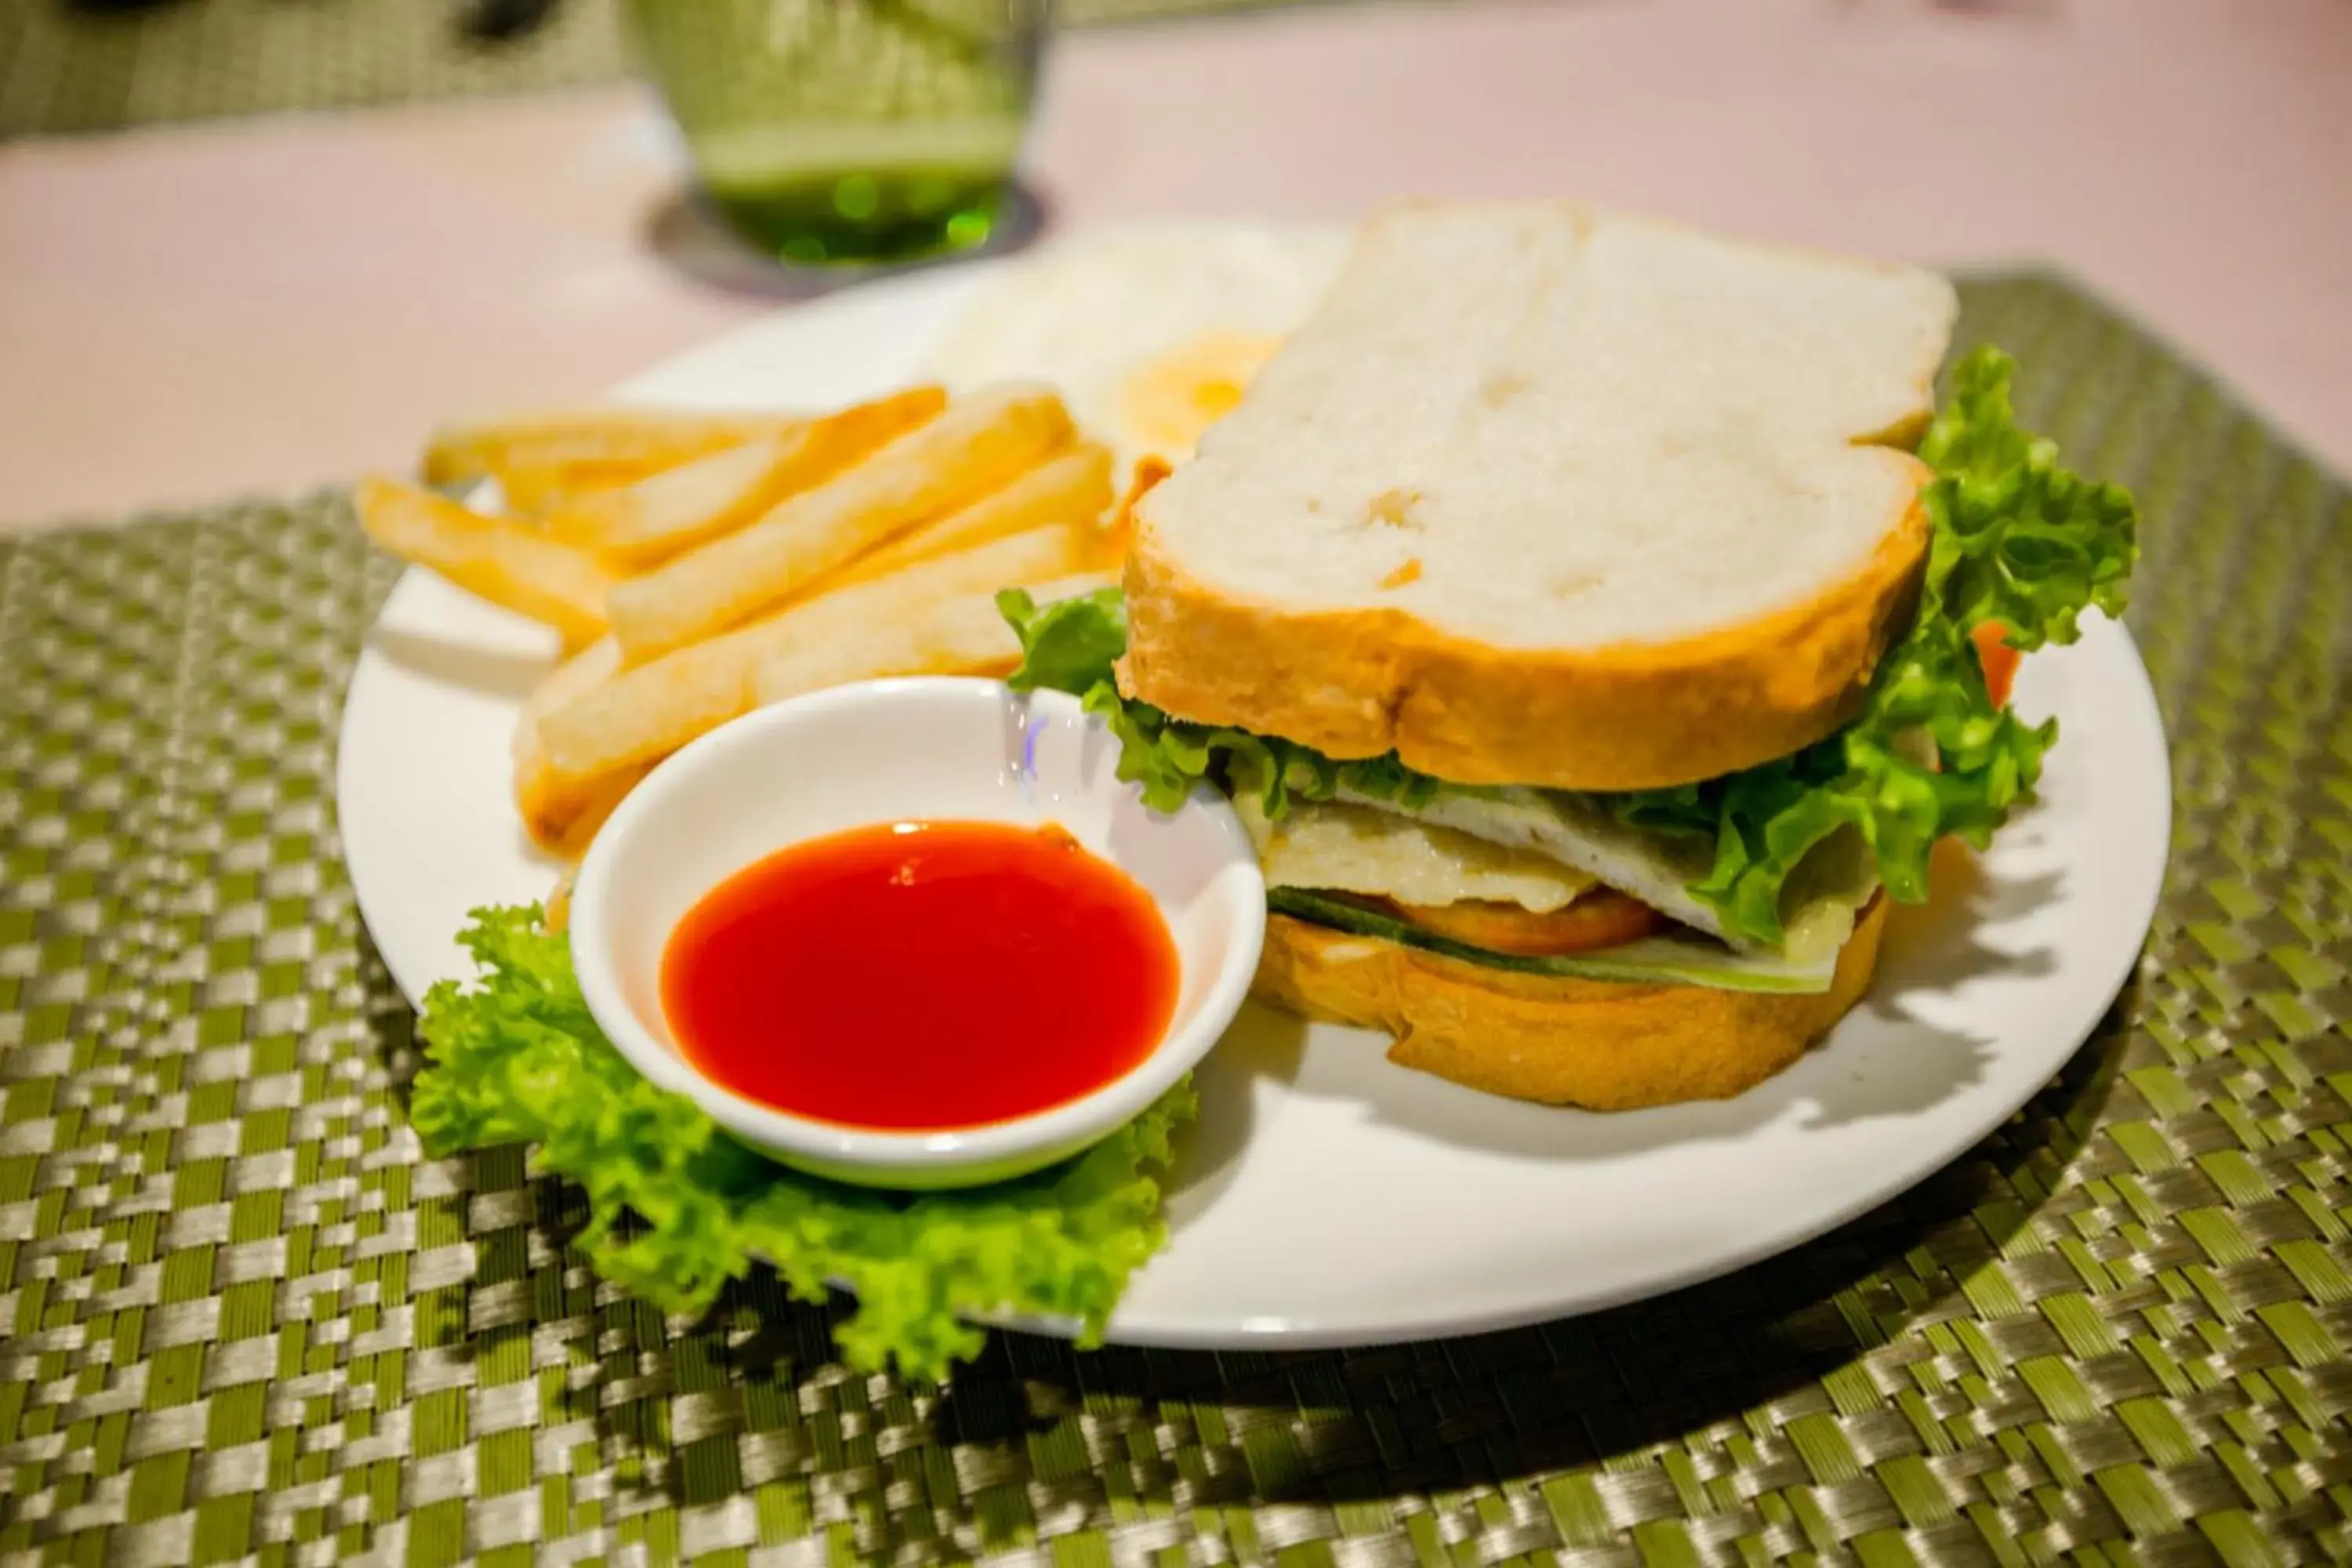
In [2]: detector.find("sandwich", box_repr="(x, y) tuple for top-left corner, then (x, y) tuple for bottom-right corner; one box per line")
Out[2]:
(1002, 201), (2140, 1110)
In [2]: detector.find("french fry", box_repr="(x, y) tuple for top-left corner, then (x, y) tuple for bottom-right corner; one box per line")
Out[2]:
(356, 476), (616, 647)
(513, 637), (622, 775)
(510, 638), (648, 854)
(421, 408), (793, 489)
(492, 457), (660, 518)
(520, 760), (647, 857)
(835, 440), (1114, 588)
(548, 387), (946, 569)
(604, 385), (1074, 663)
(752, 572), (1112, 707)
(546, 867), (575, 934)
(539, 523), (1091, 785)
(543, 441), (782, 554)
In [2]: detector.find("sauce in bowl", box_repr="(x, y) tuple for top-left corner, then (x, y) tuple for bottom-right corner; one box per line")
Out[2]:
(660, 819), (1181, 1132)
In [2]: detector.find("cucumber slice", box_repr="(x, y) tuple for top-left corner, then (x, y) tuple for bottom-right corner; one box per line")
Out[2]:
(1267, 889), (1841, 994)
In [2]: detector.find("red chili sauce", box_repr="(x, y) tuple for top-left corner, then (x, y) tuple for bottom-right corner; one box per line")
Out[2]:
(660, 820), (1181, 1132)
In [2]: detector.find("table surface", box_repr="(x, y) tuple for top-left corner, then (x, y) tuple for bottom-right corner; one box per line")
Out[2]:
(2, 0), (2350, 529)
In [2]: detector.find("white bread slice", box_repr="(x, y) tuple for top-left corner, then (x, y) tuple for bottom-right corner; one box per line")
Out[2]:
(1254, 896), (1889, 1110)
(1120, 201), (1958, 791)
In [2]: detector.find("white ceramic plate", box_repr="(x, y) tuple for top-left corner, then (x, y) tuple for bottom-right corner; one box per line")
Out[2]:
(338, 259), (2172, 1350)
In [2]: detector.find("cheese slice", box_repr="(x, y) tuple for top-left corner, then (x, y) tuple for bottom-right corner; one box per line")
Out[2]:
(1358, 786), (1722, 933)
(1235, 793), (1595, 913)
(1341, 786), (1878, 962)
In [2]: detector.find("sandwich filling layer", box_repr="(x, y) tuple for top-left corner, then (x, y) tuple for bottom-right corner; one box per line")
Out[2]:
(1232, 793), (1598, 914)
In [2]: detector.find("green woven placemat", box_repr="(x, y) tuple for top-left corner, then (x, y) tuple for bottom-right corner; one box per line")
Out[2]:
(0, 0), (1316, 138)
(2, 271), (2349, 1564)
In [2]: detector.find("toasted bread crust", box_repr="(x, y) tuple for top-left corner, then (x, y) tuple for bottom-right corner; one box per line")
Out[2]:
(1252, 897), (1889, 1110)
(1119, 487), (1928, 792)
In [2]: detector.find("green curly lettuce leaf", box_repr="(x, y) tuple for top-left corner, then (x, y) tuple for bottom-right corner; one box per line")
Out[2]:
(1603, 345), (2139, 942)
(1001, 345), (2139, 949)
(998, 586), (1440, 817)
(410, 905), (1195, 1381)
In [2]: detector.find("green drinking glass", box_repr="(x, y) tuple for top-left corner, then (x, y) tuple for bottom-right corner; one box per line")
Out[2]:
(627, 0), (1046, 267)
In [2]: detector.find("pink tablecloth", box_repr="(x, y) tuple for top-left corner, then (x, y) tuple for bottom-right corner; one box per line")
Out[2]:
(2, 0), (2348, 526)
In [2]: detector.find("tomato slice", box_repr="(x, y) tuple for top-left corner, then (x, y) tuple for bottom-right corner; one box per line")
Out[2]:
(1973, 619), (2021, 708)
(1381, 887), (1664, 956)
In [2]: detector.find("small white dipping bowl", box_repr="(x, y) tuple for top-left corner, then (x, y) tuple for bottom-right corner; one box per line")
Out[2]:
(567, 677), (1266, 1191)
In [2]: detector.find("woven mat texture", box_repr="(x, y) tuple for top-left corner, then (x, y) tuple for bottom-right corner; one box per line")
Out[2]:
(1, 272), (2350, 1566)
(0, 0), (1308, 137)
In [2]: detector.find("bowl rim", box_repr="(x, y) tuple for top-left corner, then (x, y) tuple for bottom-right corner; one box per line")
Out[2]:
(566, 676), (1266, 1181)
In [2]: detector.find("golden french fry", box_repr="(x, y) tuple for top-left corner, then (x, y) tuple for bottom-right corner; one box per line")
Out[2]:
(540, 523), (1090, 784)
(837, 440), (1113, 589)
(509, 638), (641, 853)
(543, 441), (781, 550)
(546, 868), (575, 934)
(752, 572), (1112, 707)
(356, 476), (616, 646)
(550, 387), (947, 569)
(492, 457), (660, 518)
(519, 759), (647, 857)
(605, 384), (1074, 663)
(421, 408), (794, 489)
(514, 638), (622, 764)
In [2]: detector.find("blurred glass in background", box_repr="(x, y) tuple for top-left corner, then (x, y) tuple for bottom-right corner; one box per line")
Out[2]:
(628, 0), (1046, 267)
